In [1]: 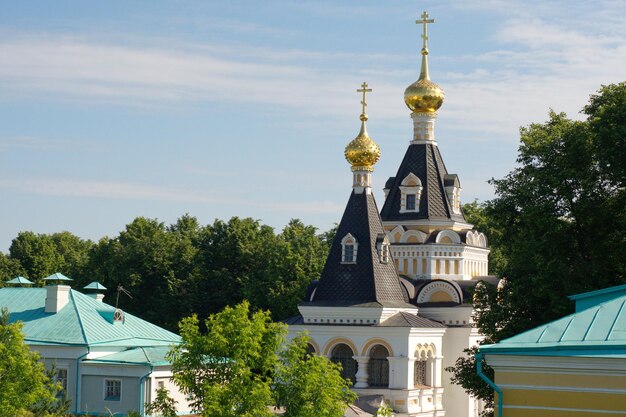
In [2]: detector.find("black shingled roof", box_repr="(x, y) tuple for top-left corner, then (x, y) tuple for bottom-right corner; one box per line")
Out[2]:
(377, 311), (445, 328)
(309, 191), (410, 306)
(380, 143), (466, 222)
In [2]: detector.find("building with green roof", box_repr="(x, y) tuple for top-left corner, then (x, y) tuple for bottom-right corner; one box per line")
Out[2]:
(0, 276), (192, 416)
(479, 284), (626, 417)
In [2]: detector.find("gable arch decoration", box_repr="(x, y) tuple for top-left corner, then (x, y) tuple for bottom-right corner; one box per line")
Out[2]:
(416, 279), (462, 304)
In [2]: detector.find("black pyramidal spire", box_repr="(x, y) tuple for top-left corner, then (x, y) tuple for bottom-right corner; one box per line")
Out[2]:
(310, 191), (410, 307)
(380, 143), (466, 222)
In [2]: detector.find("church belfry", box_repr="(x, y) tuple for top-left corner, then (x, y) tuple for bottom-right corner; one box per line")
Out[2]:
(288, 12), (496, 417)
(380, 11), (489, 281)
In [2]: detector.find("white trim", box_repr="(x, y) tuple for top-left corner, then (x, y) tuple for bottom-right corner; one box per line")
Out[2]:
(503, 405), (626, 414)
(500, 383), (626, 394)
(383, 219), (474, 230)
(103, 378), (122, 402)
(399, 173), (422, 214)
(341, 233), (358, 264)
(486, 354), (626, 373)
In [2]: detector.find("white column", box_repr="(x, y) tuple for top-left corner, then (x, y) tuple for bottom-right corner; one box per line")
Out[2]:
(387, 356), (411, 389)
(408, 358), (416, 388)
(433, 356), (443, 387)
(411, 112), (437, 144)
(353, 356), (369, 388)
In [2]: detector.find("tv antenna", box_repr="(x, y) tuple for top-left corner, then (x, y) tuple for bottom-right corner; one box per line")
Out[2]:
(115, 284), (133, 309)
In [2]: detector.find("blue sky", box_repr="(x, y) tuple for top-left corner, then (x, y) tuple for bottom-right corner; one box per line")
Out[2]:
(1, 0), (625, 251)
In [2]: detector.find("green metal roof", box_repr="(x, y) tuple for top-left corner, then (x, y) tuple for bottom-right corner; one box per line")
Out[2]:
(83, 346), (172, 366)
(0, 287), (180, 347)
(83, 281), (107, 291)
(6, 276), (34, 285)
(43, 272), (73, 282)
(481, 292), (626, 356)
(568, 284), (626, 312)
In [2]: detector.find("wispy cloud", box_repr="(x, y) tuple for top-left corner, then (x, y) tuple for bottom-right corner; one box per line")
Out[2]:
(0, 178), (343, 214)
(0, 136), (97, 153)
(0, 0), (624, 141)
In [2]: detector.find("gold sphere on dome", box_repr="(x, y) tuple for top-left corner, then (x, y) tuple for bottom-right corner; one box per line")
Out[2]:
(344, 116), (381, 171)
(404, 78), (445, 113)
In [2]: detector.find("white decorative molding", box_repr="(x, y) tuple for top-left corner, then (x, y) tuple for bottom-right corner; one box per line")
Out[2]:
(415, 280), (462, 304)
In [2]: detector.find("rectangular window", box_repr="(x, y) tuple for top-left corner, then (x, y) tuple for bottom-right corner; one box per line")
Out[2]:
(56, 369), (68, 397)
(104, 379), (121, 401)
(414, 360), (427, 386)
(344, 245), (354, 262)
(406, 194), (416, 210)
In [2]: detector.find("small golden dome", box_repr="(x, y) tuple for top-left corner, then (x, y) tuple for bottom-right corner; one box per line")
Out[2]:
(345, 114), (381, 172)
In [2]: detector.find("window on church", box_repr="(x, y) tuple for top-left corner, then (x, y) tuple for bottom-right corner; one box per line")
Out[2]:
(406, 194), (416, 210)
(344, 245), (354, 262)
(330, 344), (358, 384)
(341, 234), (358, 264)
(400, 173), (422, 213)
(376, 234), (390, 264)
(414, 360), (427, 386)
(368, 345), (390, 387)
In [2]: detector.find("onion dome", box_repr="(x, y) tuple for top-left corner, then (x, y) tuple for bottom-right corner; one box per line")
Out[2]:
(404, 11), (445, 113)
(345, 82), (381, 172)
(345, 112), (380, 172)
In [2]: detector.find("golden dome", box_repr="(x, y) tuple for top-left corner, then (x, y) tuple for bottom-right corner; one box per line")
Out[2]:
(345, 114), (381, 172)
(404, 50), (445, 113)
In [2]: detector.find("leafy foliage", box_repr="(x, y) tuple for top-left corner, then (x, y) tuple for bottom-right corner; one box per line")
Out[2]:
(274, 333), (356, 417)
(168, 301), (286, 417)
(145, 386), (178, 417)
(1, 216), (331, 331)
(447, 82), (626, 411)
(0, 308), (67, 417)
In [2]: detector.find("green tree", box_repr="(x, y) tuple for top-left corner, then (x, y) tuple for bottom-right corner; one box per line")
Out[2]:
(9, 232), (63, 282)
(0, 252), (25, 283)
(86, 216), (200, 331)
(461, 201), (506, 276)
(145, 386), (178, 417)
(274, 333), (356, 417)
(0, 308), (60, 416)
(447, 82), (626, 412)
(168, 301), (286, 417)
(249, 219), (329, 320)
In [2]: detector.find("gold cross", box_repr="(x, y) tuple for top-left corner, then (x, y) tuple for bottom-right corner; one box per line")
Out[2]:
(357, 81), (372, 115)
(416, 11), (435, 51)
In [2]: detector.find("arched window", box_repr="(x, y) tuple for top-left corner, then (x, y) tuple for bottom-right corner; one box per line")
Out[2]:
(399, 173), (423, 213)
(305, 343), (316, 356)
(341, 233), (358, 264)
(368, 345), (389, 387)
(330, 344), (358, 384)
(414, 345), (435, 387)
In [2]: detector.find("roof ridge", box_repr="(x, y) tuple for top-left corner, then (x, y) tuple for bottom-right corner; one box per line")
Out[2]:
(70, 290), (90, 345)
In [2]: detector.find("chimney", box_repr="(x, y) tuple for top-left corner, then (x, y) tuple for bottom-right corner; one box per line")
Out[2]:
(90, 293), (105, 303)
(43, 273), (74, 313)
(83, 281), (107, 303)
(45, 285), (71, 313)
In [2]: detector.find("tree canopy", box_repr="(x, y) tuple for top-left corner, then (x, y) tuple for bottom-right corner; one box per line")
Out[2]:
(0, 309), (65, 417)
(274, 333), (357, 417)
(447, 82), (626, 413)
(167, 302), (355, 417)
(0, 216), (332, 331)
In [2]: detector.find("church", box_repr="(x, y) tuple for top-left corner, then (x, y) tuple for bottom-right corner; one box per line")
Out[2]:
(286, 12), (494, 417)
